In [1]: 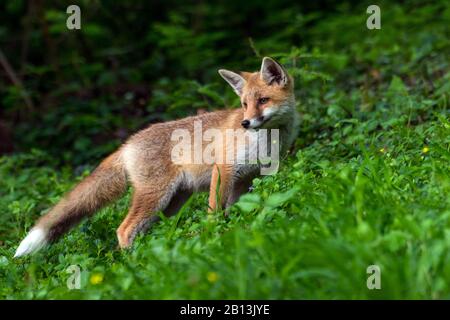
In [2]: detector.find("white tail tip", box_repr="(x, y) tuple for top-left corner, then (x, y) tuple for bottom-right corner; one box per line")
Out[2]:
(14, 228), (48, 258)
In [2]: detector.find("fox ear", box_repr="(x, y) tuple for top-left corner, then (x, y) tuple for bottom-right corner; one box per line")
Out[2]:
(218, 69), (246, 96)
(260, 57), (288, 86)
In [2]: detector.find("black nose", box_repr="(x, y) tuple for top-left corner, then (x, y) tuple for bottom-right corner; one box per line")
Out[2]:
(241, 120), (250, 128)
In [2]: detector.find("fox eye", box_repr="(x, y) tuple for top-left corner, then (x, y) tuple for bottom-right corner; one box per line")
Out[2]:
(242, 102), (248, 109)
(258, 97), (269, 105)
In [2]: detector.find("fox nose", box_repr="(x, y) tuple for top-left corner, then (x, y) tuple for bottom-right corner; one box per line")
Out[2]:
(241, 120), (250, 129)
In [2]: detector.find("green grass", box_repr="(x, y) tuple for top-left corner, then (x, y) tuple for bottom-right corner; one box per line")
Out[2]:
(1, 109), (449, 299)
(0, 1), (449, 299)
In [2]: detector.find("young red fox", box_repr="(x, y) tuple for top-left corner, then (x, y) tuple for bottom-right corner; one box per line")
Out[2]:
(14, 57), (299, 257)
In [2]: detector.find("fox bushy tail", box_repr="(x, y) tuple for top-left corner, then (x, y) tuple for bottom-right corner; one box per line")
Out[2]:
(14, 151), (127, 257)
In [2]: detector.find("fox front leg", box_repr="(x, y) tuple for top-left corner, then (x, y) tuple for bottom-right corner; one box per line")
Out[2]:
(208, 164), (233, 213)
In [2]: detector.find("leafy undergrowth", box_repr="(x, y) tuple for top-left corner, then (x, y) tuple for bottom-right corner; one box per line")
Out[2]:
(1, 110), (449, 299)
(0, 1), (449, 299)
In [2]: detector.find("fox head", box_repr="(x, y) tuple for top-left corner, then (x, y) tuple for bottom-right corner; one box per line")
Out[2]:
(219, 57), (295, 129)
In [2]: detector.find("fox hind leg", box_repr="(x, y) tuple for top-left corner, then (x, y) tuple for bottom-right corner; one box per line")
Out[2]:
(117, 179), (177, 248)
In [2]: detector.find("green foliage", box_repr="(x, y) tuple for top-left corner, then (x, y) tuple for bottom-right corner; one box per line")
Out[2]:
(0, 0), (449, 299)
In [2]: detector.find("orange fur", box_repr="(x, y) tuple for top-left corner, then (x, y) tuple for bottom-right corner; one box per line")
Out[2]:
(16, 57), (299, 255)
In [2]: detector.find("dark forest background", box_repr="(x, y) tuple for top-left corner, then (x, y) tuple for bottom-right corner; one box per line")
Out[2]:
(1, 0), (450, 299)
(1, 0), (445, 167)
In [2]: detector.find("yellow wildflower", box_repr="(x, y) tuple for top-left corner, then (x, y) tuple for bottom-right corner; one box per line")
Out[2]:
(90, 273), (104, 285)
(207, 272), (218, 283)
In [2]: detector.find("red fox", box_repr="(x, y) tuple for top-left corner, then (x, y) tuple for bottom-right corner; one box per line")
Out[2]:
(14, 57), (299, 257)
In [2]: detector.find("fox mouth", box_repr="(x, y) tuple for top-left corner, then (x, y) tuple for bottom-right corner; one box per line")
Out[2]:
(253, 105), (292, 129)
(249, 115), (273, 129)
(242, 117), (268, 129)
(255, 116), (270, 128)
